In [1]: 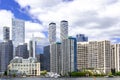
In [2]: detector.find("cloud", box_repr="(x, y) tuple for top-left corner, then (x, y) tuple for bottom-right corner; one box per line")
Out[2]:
(0, 9), (47, 45)
(0, 10), (13, 40)
(14, 0), (120, 43)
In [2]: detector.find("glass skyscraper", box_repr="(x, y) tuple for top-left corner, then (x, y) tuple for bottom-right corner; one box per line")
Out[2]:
(12, 18), (25, 47)
(12, 18), (25, 57)
(0, 40), (13, 72)
(76, 34), (88, 42)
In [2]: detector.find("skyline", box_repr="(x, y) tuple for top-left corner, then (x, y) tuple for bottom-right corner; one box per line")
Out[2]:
(0, 0), (120, 47)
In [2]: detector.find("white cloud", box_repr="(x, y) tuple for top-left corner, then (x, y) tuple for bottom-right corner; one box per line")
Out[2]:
(0, 10), (46, 45)
(14, 0), (120, 43)
(0, 10), (13, 40)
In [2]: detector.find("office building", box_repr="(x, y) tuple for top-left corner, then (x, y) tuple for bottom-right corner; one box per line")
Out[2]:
(0, 40), (13, 72)
(60, 20), (68, 41)
(76, 34), (88, 42)
(61, 37), (77, 75)
(3, 26), (10, 41)
(43, 45), (50, 72)
(49, 22), (56, 44)
(12, 18), (25, 57)
(111, 44), (120, 72)
(15, 43), (29, 59)
(50, 42), (61, 74)
(8, 57), (40, 76)
(29, 40), (33, 57)
(36, 54), (44, 71)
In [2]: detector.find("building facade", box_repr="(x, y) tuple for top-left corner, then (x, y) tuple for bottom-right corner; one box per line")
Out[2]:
(49, 22), (56, 44)
(0, 40), (13, 72)
(111, 44), (120, 72)
(3, 26), (10, 41)
(77, 40), (111, 73)
(77, 42), (88, 70)
(43, 45), (50, 72)
(61, 37), (77, 75)
(29, 40), (33, 57)
(15, 43), (29, 59)
(12, 18), (25, 57)
(60, 20), (68, 41)
(50, 42), (61, 74)
(76, 34), (88, 42)
(87, 41), (98, 69)
(8, 57), (40, 76)
(98, 40), (111, 73)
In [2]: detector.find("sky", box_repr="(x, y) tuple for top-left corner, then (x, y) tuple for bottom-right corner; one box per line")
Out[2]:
(0, 0), (120, 53)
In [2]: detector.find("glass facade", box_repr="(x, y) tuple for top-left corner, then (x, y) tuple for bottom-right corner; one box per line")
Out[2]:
(76, 34), (88, 42)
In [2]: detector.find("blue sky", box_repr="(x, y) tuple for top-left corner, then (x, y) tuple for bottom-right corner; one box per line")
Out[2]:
(0, 0), (120, 53)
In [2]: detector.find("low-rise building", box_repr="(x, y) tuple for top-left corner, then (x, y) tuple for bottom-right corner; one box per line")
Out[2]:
(8, 57), (40, 76)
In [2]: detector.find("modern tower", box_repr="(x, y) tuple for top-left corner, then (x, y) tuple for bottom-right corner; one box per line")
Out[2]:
(29, 40), (33, 57)
(49, 22), (56, 44)
(60, 20), (68, 41)
(50, 42), (61, 74)
(12, 18), (25, 57)
(43, 45), (50, 72)
(76, 34), (88, 42)
(0, 40), (13, 72)
(111, 44), (120, 72)
(15, 43), (29, 59)
(3, 26), (10, 41)
(61, 37), (77, 75)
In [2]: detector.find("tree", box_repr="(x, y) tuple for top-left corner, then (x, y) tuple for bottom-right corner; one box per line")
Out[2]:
(4, 70), (8, 76)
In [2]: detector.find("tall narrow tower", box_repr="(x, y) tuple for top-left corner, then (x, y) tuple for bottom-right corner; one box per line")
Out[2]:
(49, 22), (56, 44)
(12, 18), (25, 57)
(60, 20), (68, 41)
(3, 26), (10, 41)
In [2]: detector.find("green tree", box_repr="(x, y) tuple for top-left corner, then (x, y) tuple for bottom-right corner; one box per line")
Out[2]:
(4, 70), (8, 76)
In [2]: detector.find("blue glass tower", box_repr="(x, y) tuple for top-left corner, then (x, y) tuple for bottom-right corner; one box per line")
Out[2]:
(76, 34), (88, 42)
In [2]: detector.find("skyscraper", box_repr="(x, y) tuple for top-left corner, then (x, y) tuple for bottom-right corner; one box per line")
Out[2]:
(15, 43), (29, 59)
(0, 40), (13, 72)
(50, 42), (61, 74)
(29, 40), (33, 57)
(76, 34), (88, 42)
(43, 45), (50, 72)
(12, 18), (25, 57)
(61, 37), (77, 75)
(49, 22), (56, 44)
(60, 20), (68, 41)
(3, 26), (10, 41)
(111, 44), (120, 72)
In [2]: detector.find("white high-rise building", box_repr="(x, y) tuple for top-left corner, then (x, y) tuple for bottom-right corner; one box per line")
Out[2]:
(77, 40), (111, 73)
(50, 42), (61, 74)
(98, 40), (111, 73)
(49, 22), (56, 44)
(77, 42), (88, 70)
(111, 44), (120, 72)
(60, 20), (68, 41)
(88, 41), (98, 69)
(61, 37), (77, 75)
(12, 18), (25, 57)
